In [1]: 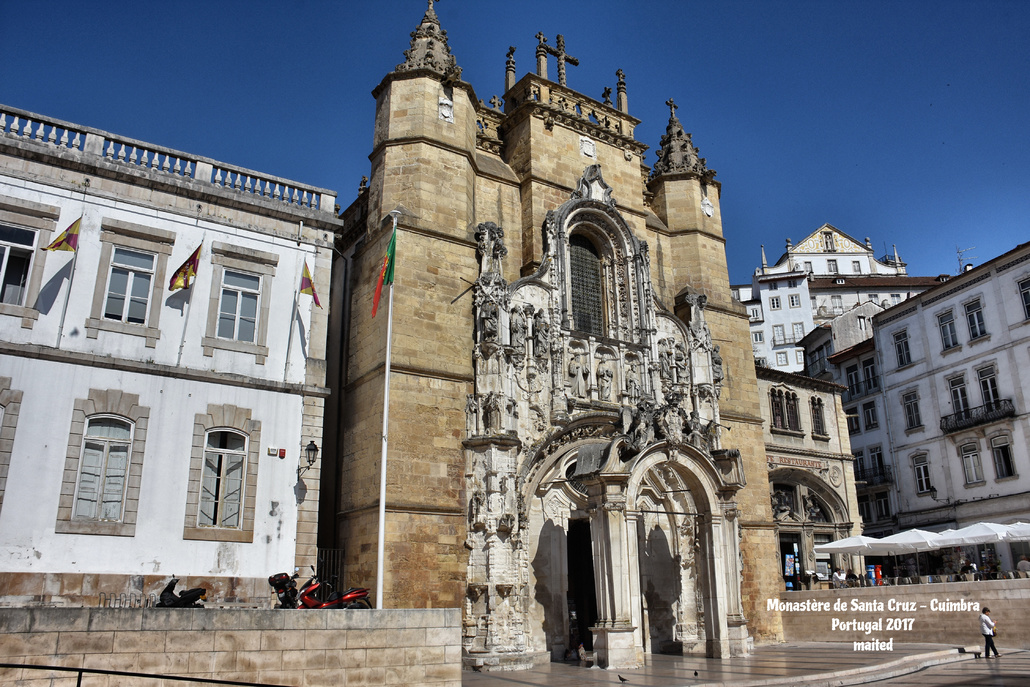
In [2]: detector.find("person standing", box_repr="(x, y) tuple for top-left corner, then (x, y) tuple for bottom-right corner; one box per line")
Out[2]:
(1017, 555), (1030, 573)
(979, 607), (1000, 658)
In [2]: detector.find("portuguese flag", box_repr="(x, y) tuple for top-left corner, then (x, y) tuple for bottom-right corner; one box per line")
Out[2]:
(372, 227), (396, 317)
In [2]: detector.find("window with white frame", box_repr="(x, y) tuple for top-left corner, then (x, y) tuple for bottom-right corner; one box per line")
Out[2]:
(903, 391), (922, 429)
(853, 449), (864, 472)
(787, 279), (799, 288)
(831, 294), (843, 313)
(891, 293), (902, 305)
(103, 248), (155, 325)
(217, 270), (261, 343)
(978, 366), (1000, 408)
(949, 376), (970, 417)
(788, 294), (801, 308)
(1021, 278), (1030, 320)
(827, 259), (838, 274)
(991, 436), (1015, 479)
(869, 445), (885, 472)
(803, 261), (813, 272)
(769, 296), (781, 310)
(960, 443), (983, 484)
(749, 307), (761, 320)
(776, 351), (788, 366)
(862, 401), (878, 430)
(875, 492), (891, 519)
(74, 417), (132, 522)
(893, 330), (911, 367)
(846, 407), (860, 434)
(792, 322), (805, 340)
(858, 315), (867, 332)
(938, 310), (958, 350)
(199, 430), (248, 528)
(773, 324), (785, 344)
(862, 358), (878, 390)
(768, 281), (779, 291)
(752, 331), (764, 343)
(965, 298), (987, 339)
(913, 454), (931, 493)
(0, 224), (37, 306)
(868, 293), (879, 304)
(857, 495), (872, 523)
(795, 350), (804, 365)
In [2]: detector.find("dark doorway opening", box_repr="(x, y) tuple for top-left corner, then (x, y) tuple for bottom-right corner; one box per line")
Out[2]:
(567, 519), (598, 651)
(779, 532), (802, 591)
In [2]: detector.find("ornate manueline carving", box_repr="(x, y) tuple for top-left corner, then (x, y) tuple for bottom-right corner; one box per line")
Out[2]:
(396, 0), (462, 80)
(476, 222), (507, 276)
(570, 164), (616, 208)
(649, 98), (717, 182)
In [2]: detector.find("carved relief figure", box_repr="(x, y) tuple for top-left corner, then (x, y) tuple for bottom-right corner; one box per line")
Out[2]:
(481, 301), (499, 343)
(466, 394), (479, 436)
(628, 398), (657, 451)
(483, 392), (504, 432)
(674, 341), (687, 385)
(510, 305), (528, 356)
(475, 221), (508, 275)
(804, 494), (826, 522)
(625, 357), (641, 403)
(712, 345), (724, 387)
(771, 490), (793, 520)
(597, 359), (613, 401)
(659, 339), (673, 383)
(532, 309), (550, 361)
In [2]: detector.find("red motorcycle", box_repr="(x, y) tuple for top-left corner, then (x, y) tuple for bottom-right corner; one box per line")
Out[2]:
(268, 567), (371, 609)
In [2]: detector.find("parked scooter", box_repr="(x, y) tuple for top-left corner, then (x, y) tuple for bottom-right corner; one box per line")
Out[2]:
(268, 567), (371, 609)
(155, 576), (207, 608)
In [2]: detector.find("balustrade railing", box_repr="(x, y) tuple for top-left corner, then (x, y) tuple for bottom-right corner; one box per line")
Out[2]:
(854, 465), (893, 486)
(844, 376), (880, 402)
(1, 104), (335, 213)
(940, 399), (1016, 434)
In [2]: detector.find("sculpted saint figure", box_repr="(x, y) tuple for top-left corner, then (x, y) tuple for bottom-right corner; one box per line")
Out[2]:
(509, 305), (528, 355)
(597, 359), (613, 401)
(568, 353), (588, 397)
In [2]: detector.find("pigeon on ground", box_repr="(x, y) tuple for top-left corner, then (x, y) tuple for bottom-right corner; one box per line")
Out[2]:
(694, 670), (699, 677)
(618, 675), (628, 683)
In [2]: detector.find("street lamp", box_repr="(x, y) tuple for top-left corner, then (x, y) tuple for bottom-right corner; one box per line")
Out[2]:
(298, 441), (319, 478)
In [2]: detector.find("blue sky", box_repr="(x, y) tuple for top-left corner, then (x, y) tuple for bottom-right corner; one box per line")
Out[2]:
(3, 0), (1027, 283)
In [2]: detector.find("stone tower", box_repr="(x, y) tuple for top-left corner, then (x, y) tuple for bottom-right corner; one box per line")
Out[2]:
(329, 4), (783, 671)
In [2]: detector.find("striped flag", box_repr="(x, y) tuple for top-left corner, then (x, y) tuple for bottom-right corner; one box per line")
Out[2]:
(300, 261), (321, 308)
(168, 244), (202, 291)
(372, 227), (396, 317)
(43, 216), (82, 252)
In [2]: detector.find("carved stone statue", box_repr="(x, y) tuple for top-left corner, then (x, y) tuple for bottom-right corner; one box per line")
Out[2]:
(804, 494), (825, 522)
(628, 398), (657, 452)
(466, 394), (479, 436)
(657, 397), (686, 444)
(483, 393), (504, 433)
(625, 358), (641, 403)
(686, 410), (705, 448)
(510, 305), (528, 356)
(674, 341), (687, 385)
(568, 353), (588, 398)
(480, 301), (499, 343)
(772, 490), (793, 521)
(712, 345), (724, 387)
(597, 359), (613, 401)
(532, 309), (550, 360)
(659, 339), (673, 383)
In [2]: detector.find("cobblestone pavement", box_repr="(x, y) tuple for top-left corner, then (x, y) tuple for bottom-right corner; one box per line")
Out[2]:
(463, 642), (993, 686)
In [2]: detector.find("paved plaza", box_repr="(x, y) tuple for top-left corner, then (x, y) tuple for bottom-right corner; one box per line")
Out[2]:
(463, 643), (1028, 686)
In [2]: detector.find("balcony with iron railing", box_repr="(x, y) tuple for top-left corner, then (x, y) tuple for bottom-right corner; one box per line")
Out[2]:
(771, 335), (798, 346)
(940, 399), (1016, 434)
(843, 376), (881, 403)
(854, 465), (893, 486)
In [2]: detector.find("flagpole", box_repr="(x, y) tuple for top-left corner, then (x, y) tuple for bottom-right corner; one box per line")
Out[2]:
(375, 210), (400, 610)
(175, 287), (194, 368)
(53, 231), (81, 349)
(283, 277), (301, 384)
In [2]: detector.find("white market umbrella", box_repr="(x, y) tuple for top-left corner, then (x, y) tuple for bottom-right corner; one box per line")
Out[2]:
(814, 535), (883, 555)
(936, 522), (1012, 547)
(878, 529), (944, 552)
(1004, 522), (1030, 541)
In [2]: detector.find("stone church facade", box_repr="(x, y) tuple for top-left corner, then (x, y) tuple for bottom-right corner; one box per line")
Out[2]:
(328, 3), (790, 671)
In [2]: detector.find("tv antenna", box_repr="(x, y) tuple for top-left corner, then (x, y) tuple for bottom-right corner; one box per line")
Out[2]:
(957, 246), (977, 273)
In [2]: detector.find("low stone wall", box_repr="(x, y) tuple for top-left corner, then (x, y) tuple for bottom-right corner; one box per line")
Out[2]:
(0, 572), (269, 608)
(0, 607), (460, 686)
(776, 578), (1029, 650)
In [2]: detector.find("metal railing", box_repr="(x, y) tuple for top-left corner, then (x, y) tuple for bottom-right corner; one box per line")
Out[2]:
(0, 663), (288, 687)
(854, 465), (894, 486)
(314, 547), (347, 602)
(844, 376), (880, 402)
(940, 399), (1016, 434)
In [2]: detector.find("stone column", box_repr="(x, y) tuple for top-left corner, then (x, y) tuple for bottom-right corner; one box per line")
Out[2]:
(586, 478), (640, 669)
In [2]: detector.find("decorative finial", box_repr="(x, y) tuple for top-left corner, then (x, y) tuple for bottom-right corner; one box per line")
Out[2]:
(615, 69), (627, 112)
(396, 0), (460, 77)
(602, 87), (612, 107)
(489, 95), (503, 110)
(666, 98), (678, 117)
(649, 95), (716, 182)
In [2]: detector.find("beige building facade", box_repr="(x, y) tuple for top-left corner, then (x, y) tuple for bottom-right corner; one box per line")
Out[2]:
(328, 5), (788, 671)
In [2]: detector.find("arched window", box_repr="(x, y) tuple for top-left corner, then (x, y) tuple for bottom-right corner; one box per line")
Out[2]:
(810, 398), (826, 436)
(785, 392), (801, 431)
(75, 417), (132, 521)
(200, 430), (247, 528)
(770, 390), (785, 429)
(569, 234), (604, 336)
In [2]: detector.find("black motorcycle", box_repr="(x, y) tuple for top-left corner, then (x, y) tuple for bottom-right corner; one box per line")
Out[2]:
(155, 576), (207, 608)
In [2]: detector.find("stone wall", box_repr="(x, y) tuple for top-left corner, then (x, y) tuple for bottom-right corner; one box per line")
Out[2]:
(777, 579), (1029, 650)
(0, 607), (460, 687)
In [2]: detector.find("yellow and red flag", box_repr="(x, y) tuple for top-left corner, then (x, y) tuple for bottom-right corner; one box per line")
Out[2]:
(168, 244), (202, 291)
(300, 261), (321, 308)
(372, 227), (396, 317)
(43, 216), (82, 252)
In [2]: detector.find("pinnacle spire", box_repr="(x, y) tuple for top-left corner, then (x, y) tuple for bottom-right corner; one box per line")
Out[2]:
(649, 99), (715, 181)
(396, 0), (462, 80)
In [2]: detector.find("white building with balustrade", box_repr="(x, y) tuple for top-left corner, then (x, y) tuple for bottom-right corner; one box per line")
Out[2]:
(0, 105), (343, 606)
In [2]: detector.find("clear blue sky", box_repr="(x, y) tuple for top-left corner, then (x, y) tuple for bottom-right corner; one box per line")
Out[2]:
(3, 0), (1027, 283)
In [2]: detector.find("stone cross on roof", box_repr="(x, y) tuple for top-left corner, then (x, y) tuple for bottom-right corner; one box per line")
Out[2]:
(666, 98), (678, 118)
(535, 32), (579, 86)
